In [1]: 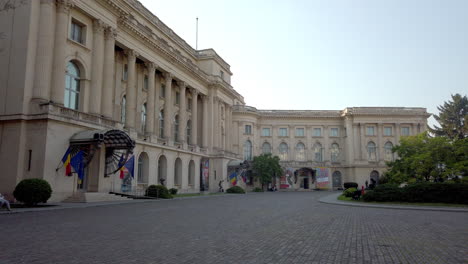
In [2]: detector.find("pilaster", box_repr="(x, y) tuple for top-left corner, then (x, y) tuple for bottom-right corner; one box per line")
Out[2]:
(89, 19), (106, 114)
(145, 62), (157, 135)
(101, 26), (116, 117)
(191, 88), (199, 146)
(124, 49), (138, 129)
(163, 73), (173, 144)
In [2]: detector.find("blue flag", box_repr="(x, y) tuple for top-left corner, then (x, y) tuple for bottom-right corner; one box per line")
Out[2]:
(125, 155), (135, 178)
(70, 150), (85, 180)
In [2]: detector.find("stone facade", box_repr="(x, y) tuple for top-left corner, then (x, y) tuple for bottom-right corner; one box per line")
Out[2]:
(0, 0), (429, 201)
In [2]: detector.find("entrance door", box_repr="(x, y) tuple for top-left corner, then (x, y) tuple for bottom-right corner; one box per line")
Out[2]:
(77, 167), (88, 191)
(303, 178), (309, 189)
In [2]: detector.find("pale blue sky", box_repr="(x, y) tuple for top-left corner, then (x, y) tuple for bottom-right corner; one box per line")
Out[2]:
(140, 0), (468, 127)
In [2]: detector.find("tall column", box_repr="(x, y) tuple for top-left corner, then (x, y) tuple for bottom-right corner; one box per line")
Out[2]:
(163, 73), (173, 141)
(51, 0), (73, 105)
(154, 74), (161, 135)
(222, 103), (227, 150)
(202, 95), (209, 148)
(125, 49), (138, 129)
(360, 123), (365, 160)
(395, 123), (401, 143)
(323, 125), (329, 162)
(33, 0), (56, 101)
(89, 20), (105, 114)
(101, 27), (116, 118)
(213, 97), (219, 148)
(178, 81), (187, 144)
(191, 88), (199, 146)
(377, 123), (383, 162)
(208, 92), (214, 150)
(345, 117), (354, 165)
(145, 62), (156, 134)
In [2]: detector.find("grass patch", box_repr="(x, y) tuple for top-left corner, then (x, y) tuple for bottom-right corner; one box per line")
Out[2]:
(337, 194), (468, 208)
(173, 192), (225, 197)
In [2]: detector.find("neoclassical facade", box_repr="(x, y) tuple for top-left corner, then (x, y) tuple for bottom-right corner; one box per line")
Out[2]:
(0, 0), (429, 201)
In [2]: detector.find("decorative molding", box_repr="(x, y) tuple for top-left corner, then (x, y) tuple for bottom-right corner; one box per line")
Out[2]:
(93, 19), (106, 34)
(56, 0), (74, 13)
(145, 61), (157, 71)
(104, 27), (117, 39)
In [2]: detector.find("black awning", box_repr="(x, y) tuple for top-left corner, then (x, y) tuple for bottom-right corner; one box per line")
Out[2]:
(70, 129), (135, 150)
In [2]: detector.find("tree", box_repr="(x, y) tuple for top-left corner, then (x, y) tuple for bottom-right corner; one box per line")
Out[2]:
(385, 132), (467, 184)
(251, 153), (283, 190)
(430, 94), (468, 140)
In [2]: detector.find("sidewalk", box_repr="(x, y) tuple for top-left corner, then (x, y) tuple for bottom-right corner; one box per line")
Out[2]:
(319, 192), (468, 213)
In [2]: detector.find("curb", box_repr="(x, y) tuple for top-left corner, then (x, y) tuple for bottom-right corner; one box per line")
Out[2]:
(319, 192), (468, 213)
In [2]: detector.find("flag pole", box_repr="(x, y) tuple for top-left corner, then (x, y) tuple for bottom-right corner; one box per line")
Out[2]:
(196, 17), (198, 50)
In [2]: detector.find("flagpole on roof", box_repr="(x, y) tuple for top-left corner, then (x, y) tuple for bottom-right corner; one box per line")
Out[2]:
(196, 17), (198, 50)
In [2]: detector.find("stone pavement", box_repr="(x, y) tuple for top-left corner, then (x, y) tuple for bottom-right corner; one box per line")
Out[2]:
(1, 192), (467, 264)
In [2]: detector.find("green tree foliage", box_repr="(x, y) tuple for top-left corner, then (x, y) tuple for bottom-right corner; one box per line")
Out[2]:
(385, 132), (467, 184)
(429, 94), (468, 140)
(252, 153), (283, 190)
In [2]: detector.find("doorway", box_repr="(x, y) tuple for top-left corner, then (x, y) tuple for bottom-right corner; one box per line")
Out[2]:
(303, 177), (309, 189)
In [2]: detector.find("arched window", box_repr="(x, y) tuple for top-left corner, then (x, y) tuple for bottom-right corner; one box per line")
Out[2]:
(174, 158), (182, 186)
(174, 115), (179, 142)
(158, 155), (167, 185)
(186, 120), (192, 144)
(279, 142), (288, 160)
(384, 142), (394, 161)
(296, 142), (306, 161)
(121, 96), (126, 123)
(159, 110), (164, 138)
(244, 140), (252, 161)
(141, 103), (147, 132)
(65, 61), (80, 110)
(262, 142), (271, 154)
(137, 152), (149, 184)
(367, 141), (377, 161)
(313, 143), (322, 162)
(188, 160), (195, 186)
(331, 143), (340, 162)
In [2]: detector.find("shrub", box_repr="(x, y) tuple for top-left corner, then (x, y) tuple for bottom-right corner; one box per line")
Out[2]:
(145, 185), (172, 199)
(253, 187), (263, 192)
(371, 184), (402, 202)
(343, 182), (358, 189)
(402, 183), (468, 204)
(379, 175), (390, 185)
(362, 190), (378, 202)
(13, 178), (52, 206)
(169, 188), (178, 195)
(226, 186), (245, 194)
(343, 187), (357, 197)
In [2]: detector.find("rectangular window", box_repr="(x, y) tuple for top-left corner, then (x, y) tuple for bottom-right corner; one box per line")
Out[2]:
(313, 128), (322, 137)
(279, 128), (288, 137)
(143, 75), (148, 90)
(161, 84), (166, 98)
(175, 92), (180, 105)
(123, 64), (128, 81)
(70, 21), (84, 44)
(295, 128), (305, 137)
(262, 128), (271, 137)
(401, 127), (410, 136)
(220, 71), (224, 80)
(245, 125), (252, 135)
(384, 127), (393, 136)
(188, 98), (192, 110)
(330, 128), (339, 137)
(366, 126), (375, 136)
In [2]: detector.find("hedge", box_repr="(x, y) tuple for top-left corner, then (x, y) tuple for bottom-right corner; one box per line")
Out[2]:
(145, 185), (172, 199)
(226, 186), (245, 194)
(343, 182), (358, 190)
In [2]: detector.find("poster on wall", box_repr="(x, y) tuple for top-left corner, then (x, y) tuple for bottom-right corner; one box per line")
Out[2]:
(280, 168), (294, 189)
(315, 167), (329, 188)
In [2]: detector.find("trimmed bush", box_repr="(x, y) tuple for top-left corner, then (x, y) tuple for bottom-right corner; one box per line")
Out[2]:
(343, 187), (357, 197)
(169, 188), (178, 195)
(369, 184), (402, 202)
(13, 178), (52, 206)
(402, 182), (468, 204)
(226, 186), (245, 194)
(253, 187), (263, 192)
(362, 190), (378, 202)
(343, 182), (358, 190)
(145, 185), (172, 199)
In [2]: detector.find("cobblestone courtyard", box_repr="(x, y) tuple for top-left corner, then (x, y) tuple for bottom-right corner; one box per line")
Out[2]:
(1, 192), (467, 264)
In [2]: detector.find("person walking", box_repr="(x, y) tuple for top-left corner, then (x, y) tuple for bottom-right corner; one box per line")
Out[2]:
(0, 193), (12, 211)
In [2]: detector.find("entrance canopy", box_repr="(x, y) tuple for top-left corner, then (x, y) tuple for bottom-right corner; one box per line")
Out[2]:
(70, 129), (135, 149)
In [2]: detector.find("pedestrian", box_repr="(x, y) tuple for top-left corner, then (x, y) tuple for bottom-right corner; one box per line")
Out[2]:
(0, 193), (12, 211)
(361, 186), (365, 196)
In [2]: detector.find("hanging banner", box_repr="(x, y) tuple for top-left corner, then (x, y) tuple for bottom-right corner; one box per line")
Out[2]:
(280, 168), (294, 189)
(315, 167), (329, 188)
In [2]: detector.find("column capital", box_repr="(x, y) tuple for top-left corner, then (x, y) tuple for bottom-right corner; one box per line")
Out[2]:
(177, 80), (186, 88)
(41, 0), (55, 5)
(145, 61), (157, 71)
(125, 49), (139, 60)
(104, 26), (117, 40)
(93, 19), (106, 34)
(162, 72), (172, 82)
(190, 88), (199, 95)
(56, 0), (74, 13)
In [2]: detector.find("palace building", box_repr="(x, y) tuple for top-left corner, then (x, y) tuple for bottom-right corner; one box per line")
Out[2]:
(0, 0), (429, 202)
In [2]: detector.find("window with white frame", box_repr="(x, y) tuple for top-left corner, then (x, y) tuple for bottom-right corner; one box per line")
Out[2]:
(296, 128), (305, 137)
(64, 61), (80, 110)
(313, 128), (322, 137)
(244, 140), (253, 161)
(262, 128), (271, 137)
(245, 125), (252, 135)
(367, 141), (377, 161)
(279, 143), (288, 160)
(262, 142), (271, 154)
(295, 142), (306, 161)
(384, 142), (394, 161)
(366, 126), (375, 136)
(313, 143), (322, 162)
(279, 128), (288, 137)
(401, 127), (410, 136)
(331, 143), (340, 162)
(384, 127), (393, 136)
(70, 20), (85, 44)
(330, 128), (339, 137)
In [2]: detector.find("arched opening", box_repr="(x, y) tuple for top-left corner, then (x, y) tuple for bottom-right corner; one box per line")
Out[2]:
(262, 142), (271, 154)
(370, 170), (379, 186)
(65, 61), (81, 110)
(158, 155), (167, 185)
(279, 142), (288, 160)
(188, 160), (195, 186)
(174, 158), (182, 186)
(296, 142), (306, 161)
(384, 142), (394, 161)
(137, 152), (149, 184)
(244, 140), (252, 161)
(367, 141), (377, 161)
(313, 143), (322, 162)
(331, 143), (340, 162)
(332, 171), (342, 188)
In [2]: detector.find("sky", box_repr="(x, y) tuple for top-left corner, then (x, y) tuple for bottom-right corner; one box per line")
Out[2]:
(139, 0), (468, 127)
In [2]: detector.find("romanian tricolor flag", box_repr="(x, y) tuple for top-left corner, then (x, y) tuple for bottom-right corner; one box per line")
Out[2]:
(229, 172), (237, 186)
(61, 147), (72, 176)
